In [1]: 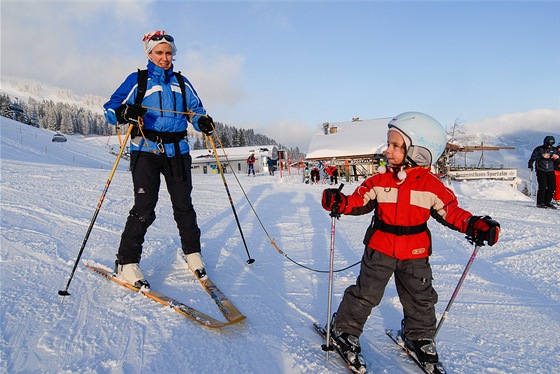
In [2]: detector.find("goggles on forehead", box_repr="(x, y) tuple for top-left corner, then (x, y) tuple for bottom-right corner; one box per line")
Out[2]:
(143, 31), (174, 43)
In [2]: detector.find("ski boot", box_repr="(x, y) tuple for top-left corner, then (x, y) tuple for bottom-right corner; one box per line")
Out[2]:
(400, 319), (439, 364)
(115, 261), (150, 289)
(404, 337), (439, 363)
(185, 252), (207, 279)
(330, 314), (367, 373)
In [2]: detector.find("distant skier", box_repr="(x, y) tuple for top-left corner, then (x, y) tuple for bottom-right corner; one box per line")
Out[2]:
(267, 157), (276, 176)
(321, 112), (500, 373)
(103, 30), (213, 288)
(247, 152), (256, 176)
(554, 143), (560, 204)
(310, 167), (320, 184)
(325, 165), (339, 185)
(528, 135), (559, 209)
(303, 166), (310, 184)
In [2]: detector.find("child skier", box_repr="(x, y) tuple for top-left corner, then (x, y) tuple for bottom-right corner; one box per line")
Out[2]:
(321, 112), (500, 372)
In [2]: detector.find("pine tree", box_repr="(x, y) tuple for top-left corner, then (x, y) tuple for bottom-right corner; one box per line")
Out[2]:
(192, 137), (203, 150)
(232, 128), (240, 147)
(60, 109), (73, 134)
(238, 130), (247, 147)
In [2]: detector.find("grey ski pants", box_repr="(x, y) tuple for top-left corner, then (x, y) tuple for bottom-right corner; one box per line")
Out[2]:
(335, 248), (438, 340)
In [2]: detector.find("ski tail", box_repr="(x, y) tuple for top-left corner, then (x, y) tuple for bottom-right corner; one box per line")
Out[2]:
(84, 263), (239, 328)
(181, 253), (246, 323)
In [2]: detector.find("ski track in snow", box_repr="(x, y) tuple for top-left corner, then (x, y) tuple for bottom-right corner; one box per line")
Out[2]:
(1, 119), (560, 373)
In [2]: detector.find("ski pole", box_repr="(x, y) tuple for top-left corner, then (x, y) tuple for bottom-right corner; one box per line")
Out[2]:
(533, 169), (538, 206)
(205, 133), (255, 264)
(58, 124), (134, 297)
(323, 184), (344, 359)
(434, 239), (483, 338)
(529, 168), (533, 199)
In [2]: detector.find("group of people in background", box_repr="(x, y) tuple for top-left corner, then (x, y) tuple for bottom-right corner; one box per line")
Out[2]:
(246, 152), (278, 176)
(528, 135), (560, 209)
(304, 161), (340, 185)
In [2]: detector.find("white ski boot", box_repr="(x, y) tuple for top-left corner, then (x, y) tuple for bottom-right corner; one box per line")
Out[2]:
(185, 252), (206, 279)
(115, 262), (150, 289)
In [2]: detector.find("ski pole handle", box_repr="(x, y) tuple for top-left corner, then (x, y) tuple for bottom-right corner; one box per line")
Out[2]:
(329, 183), (344, 218)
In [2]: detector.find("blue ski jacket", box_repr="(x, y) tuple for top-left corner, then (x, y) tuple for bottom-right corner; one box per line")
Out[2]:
(104, 60), (207, 157)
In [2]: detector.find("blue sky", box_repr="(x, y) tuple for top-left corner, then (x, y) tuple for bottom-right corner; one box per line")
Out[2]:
(2, 1), (559, 148)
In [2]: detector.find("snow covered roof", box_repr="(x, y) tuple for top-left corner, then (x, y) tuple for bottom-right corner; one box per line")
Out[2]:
(305, 118), (391, 160)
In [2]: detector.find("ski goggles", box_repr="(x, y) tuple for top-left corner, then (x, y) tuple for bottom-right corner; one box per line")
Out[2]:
(142, 31), (174, 43)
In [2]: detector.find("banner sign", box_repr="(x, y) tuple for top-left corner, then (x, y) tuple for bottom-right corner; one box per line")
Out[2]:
(448, 168), (517, 180)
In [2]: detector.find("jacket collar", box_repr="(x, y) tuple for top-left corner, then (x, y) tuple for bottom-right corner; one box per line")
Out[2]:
(146, 60), (174, 83)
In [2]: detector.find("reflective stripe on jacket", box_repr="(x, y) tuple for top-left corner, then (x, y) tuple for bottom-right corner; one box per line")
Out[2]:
(103, 60), (207, 157)
(343, 167), (473, 260)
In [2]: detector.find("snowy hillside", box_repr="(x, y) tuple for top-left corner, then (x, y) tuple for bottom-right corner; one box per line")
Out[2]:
(449, 126), (560, 189)
(1, 75), (107, 114)
(1, 118), (559, 374)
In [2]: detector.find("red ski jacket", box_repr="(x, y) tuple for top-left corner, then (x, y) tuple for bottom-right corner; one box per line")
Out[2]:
(342, 166), (472, 260)
(326, 166), (337, 176)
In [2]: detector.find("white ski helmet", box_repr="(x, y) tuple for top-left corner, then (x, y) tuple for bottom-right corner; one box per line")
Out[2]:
(387, 112), (447, 166)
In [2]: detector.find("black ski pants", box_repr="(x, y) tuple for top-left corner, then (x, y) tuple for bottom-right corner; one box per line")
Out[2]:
(536, 170), (556, 205)
(335, 249), (438, 340)
(117, 151), (201, 265)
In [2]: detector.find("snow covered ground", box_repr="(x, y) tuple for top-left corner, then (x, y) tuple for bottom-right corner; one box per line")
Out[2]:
(1, 118), (559, 374)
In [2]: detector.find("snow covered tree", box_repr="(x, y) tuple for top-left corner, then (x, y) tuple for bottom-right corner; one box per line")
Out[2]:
(192, 137), (203, 150)
(232, 128), (241, 147)
(238, 130), (247, 147)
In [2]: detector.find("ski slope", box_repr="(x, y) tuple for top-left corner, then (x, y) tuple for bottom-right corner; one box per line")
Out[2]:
(1, 118), (559, 374)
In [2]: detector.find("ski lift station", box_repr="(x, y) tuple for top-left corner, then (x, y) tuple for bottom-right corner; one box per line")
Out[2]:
(190, 145), (282, 175)
(305, 117), (391, 180)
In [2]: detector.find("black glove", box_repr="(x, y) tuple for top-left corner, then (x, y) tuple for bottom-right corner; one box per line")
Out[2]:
(116, 104), (147, 125)
(321, 188), (347, 215)
(198, 116), (214, 135)
(528, 161), (533, 171)
(466, 215), (500, 246)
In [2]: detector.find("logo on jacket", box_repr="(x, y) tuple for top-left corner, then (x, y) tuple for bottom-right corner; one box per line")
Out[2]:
(412, 248), (426, 255)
